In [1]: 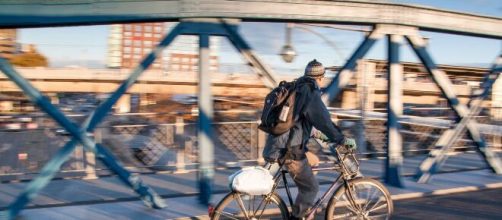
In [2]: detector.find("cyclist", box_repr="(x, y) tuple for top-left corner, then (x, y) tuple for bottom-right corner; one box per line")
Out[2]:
(262, 59), (357, 220)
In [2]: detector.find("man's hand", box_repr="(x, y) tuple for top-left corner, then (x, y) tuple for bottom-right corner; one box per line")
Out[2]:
(312, 129), (330, 142)
(343, 138), (357, 150)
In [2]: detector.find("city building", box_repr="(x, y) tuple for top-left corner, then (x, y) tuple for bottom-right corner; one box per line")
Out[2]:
(0, 29), (17, 60)
(107, 23), (164, 69)
(106, 24), (122, 68)
(106, 22), (219, 72)
(164, 23), (219, 73)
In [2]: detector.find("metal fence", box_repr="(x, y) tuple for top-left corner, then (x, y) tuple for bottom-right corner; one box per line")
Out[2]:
(0, 114), (500, 181)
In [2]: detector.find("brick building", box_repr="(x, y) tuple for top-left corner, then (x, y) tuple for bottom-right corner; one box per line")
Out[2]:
(107, 22), (219, 72)
(0, 29), (17, 60)
(107, 23), (165, 69)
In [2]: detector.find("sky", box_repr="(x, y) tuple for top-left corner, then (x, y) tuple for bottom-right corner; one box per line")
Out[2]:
(17, 0), (502, 74)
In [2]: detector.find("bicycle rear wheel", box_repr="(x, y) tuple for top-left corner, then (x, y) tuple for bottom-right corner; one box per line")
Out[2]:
(325, 177), (393, 220)
(211, 192), (289, 220)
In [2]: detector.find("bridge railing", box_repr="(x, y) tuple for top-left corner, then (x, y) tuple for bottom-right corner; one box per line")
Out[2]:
(1, 111), (500, 182)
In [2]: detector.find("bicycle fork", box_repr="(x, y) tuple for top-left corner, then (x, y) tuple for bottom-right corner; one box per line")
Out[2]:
(344, 180), (365, 217)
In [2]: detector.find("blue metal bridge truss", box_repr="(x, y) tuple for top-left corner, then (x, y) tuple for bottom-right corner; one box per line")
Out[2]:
(0, 1), (500, 219)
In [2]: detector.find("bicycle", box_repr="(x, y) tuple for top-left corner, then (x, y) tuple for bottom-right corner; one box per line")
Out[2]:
(210, 144), (393, 220)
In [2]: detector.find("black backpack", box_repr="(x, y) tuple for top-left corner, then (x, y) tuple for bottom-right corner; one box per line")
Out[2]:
(259, 77), (317, 135)
(258, 80), (299, 135)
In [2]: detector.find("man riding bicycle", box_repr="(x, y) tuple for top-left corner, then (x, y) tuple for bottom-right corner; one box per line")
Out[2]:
(262, 59), (357, 219)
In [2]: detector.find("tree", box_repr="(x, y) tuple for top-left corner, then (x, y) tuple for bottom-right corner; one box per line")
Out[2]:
(10, 52), (48, 67)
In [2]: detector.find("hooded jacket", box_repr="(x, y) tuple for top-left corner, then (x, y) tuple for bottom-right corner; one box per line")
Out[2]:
(262, 76), (346, 161)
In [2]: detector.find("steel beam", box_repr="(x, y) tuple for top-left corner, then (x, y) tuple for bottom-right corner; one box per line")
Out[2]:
(469, 56), (502, 106)
(466, 57), (502, 172)
(0, 1), (501, 39)
(406, 35), (470, 119)
(197, 33), (215, 205)
(331, 108), (502, 136)
(322, 28), (381, 104)
(221, 21), (279, 89)
(178, 19), (229, 36)
(0, 59), (166, 219)
(0, 23), (184, 219)
(407, 35), (502, 182)
(414, 63), (502, 182)
(385, 34), (405, 187)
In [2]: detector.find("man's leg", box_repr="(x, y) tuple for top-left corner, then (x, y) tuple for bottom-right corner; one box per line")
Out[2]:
(285, 158), (319, 218)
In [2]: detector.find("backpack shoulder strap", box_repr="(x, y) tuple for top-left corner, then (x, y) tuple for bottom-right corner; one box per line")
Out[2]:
(285, 128), (295, 149)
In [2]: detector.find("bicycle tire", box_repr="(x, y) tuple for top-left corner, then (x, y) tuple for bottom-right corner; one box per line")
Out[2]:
(325, 177), (393, 220)
(211, 192), (290, 220)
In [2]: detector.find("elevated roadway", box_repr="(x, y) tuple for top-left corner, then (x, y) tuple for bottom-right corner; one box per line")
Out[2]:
(0, 68), (272, 96)
(0, 64), (484, 100)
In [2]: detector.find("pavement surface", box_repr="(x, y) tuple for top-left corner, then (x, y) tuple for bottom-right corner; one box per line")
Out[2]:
(393, 188), (502, 220)
(0, 152), (500, 219)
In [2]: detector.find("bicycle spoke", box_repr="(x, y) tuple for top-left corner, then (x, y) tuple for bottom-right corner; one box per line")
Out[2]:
(328, 179), (392, 220)
(350, 184), (367, 212)
(216, 193), (289, 219)
(367, 196), (385, 213)
(342, 194), (360, 214)
(362, 186), (378, 211)
(214, 210), (242, 220)
(256, 198), (271, 219)
(345, 189), (362, 213)
(248, 195), (253, 218)
(235, 194), (250, 219)
(368, 202), (387, 212)
(252, 195), (255, 215)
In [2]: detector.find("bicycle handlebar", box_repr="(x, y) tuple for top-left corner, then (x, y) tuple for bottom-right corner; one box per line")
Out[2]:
(328, 143), (360, 176)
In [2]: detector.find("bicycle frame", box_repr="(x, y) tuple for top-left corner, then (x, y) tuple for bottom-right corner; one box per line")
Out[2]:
(267, 146), (360, 220)
(212, 145), (392, 220)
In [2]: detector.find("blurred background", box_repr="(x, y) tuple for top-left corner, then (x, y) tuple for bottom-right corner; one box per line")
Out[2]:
(1, 0), (500, 178)
(0, 0), (501, 218)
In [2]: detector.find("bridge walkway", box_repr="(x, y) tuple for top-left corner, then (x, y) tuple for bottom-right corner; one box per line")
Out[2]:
(1, 152), (501, 219)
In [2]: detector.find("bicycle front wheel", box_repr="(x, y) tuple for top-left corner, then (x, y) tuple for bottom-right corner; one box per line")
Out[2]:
(211, 192), (289, 220)
(325, 177), (393, 220)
